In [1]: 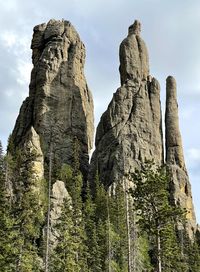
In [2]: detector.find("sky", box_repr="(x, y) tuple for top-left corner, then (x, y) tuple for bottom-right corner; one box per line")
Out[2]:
(0, 0), (199, 222)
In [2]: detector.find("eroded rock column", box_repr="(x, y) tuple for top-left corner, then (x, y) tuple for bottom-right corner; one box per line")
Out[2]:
(165, 76), (196, 238)
(90, 20), (163, 187)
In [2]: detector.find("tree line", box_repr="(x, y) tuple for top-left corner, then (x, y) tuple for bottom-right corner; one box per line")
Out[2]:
(0, 139), (200, 271)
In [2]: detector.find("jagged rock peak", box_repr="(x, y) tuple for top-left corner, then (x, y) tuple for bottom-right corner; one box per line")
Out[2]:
(119, 20), (149, 85)
(128, 20), (141, 35)
(165, 76), (196, 238)
(90, 20), (163, 187)
(12, 19), (94, 180)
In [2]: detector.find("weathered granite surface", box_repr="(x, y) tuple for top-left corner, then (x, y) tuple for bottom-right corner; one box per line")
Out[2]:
(90, 20), (163, 187)
(12, 19), (94, 180)
(90, 21), (196, 239)
(10, 19), (197, 241)
(50, 180), (71, 245)
(119, 20), (149, 85)
(165, 76), (196, 238)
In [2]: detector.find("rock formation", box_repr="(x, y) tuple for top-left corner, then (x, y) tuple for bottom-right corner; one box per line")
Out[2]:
(90, 20), (196, 238)
(50, 180), (70, 244)
(9, 19), (196, 242)
(165, 76), (196, 238)
(90, 20), (163, 187)
(11, 19), (94, 180)
(119, 20), (149, 84)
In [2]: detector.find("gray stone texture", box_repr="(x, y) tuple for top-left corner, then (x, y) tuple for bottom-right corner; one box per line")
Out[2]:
(90, 20), (163, 187)
(165, 76), (196, 238)
(12, 19), (94, 180)
(90, 21), (196, 239)
(50, 180), (71, 245)
(119, 20), (149, 85)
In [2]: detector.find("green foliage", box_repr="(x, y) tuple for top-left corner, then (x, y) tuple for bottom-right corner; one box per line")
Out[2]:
(1, 134), (200, 271)
(1, 144), (46, 271)
(0, 153), (17, 271)
(51, 197), (78, 272)
(7, 134), (15, 154)
(52, 140), (88, 271)
(60, 164), (73, 185)
(109, 182), (128, 271)
(130, 161), (187, 271)
(131, 161), (183, 235)
(13, 158), (44, 271)
(136, 234), (153, 271)
(83, 182), (102, 271)
(177, 230), (200, 272)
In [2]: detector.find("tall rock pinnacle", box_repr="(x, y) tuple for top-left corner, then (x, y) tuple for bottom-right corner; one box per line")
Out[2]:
(12, 19), (94, 179)
(90, 20), (163, 186)
(119, 20), (149, 85)
(165, 76), (196, 238)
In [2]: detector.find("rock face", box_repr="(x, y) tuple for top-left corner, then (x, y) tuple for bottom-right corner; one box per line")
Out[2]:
(23, 126), (44, 181)
(12, 19), (94, 180)
(50, 180), (71, 245)
(165, 76), (196, 238)
(90, 20), (163, 186)
(119, 20), (149, 85)
(10, 19), (196, 241)
(90, 21), (196, 239)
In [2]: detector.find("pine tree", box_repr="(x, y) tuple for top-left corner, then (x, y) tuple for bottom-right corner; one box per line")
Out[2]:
(188, 240), (200, 271)
(84, 182), (101, 271)
(5, 145), (46, 272)
(51, 196), (78, 271)
(130, 161), (184, 272)
(94, 171), (110, 271)
(179, 229), (200, 272)
(51, 138), (88, 271)
(109, 182), (128, 271)
(16, 159), (44, 271)
(0, 141), (18, 272)
(0, 141), (42, 272)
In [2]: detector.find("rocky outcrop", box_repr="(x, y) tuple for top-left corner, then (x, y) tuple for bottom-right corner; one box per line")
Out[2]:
(12, 19), (94, 180)
(23, 127), (44, 181)
(90, 21), (196, 239)
(90, 20), (163, 186)
(50, 180), (71, 245)
(119, 20), (149, 85)
(165, 76), (196, 238)
(10, 19), (196, 241)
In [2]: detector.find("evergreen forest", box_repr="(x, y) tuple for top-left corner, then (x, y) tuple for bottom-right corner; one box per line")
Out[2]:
(0, 138), (200, 272)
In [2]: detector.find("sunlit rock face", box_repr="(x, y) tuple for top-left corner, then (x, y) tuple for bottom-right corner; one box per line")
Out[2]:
(90, 20), (196, 239)
(90, 20), (163, 187)
(165, 76), (196, 238)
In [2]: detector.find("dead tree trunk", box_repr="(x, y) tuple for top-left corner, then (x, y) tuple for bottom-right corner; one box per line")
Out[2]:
(156, 225), (162, 272)
(45, 142), (53, 272)
(107, 192), (112, 272)
(124, 179), (132, 272)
